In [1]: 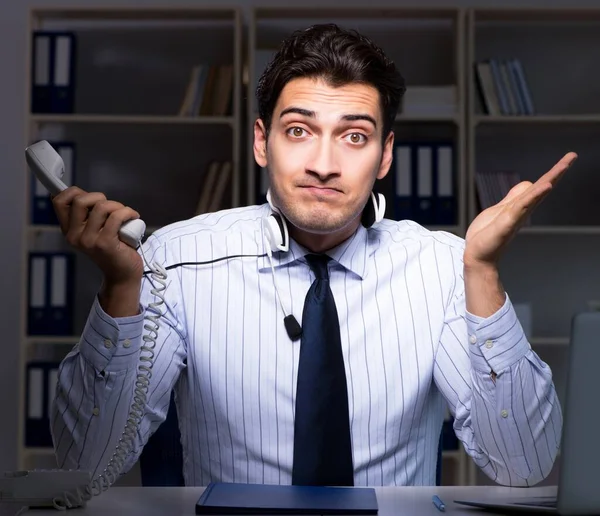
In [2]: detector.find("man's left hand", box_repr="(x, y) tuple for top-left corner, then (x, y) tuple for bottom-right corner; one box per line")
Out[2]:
(464, 152), (578, 269)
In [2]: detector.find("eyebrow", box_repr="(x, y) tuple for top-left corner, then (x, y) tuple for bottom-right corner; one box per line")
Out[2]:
(279, 107), (377, 128)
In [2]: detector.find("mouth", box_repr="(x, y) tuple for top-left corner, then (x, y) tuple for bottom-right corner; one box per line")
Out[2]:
(299, 185), (343, 196)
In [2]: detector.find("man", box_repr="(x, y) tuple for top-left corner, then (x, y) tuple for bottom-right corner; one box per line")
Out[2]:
(51, 23), (570, 488)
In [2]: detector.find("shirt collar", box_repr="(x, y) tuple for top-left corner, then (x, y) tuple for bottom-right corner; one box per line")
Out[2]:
(257, 210), (373, 280)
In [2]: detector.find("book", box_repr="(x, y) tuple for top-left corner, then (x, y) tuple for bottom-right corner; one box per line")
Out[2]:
(195, 482), (378, 515)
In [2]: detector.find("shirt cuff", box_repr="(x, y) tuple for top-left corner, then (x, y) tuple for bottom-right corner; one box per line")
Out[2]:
(465, 293), (531, 374)
(78, 295), (145, 373)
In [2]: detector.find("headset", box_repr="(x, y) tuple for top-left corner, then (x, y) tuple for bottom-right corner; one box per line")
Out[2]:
(263, 188), (386, 253)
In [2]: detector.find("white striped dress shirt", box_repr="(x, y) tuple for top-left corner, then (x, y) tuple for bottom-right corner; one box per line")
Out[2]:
(51, 203), (562, 487)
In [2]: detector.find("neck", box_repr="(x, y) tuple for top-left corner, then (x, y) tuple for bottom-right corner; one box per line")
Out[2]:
(288, 216), (361, 253)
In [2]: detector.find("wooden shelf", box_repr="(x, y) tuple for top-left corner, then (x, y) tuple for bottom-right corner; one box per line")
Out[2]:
(530, 337), (569, 346)
(25, 336), (81, 345)
(472, 7), (600, 23)
(254, 7), (461, 20)
(396, 114), (460, 123)
(518, 226), (600, 235)
(30, 114), (235, 126)
(27, 225), (61, 234)
(474, 114), (600, 125)
(427, 225), (463, 234)
(23, 447), (56, 457)
(30, 7), (237, 22)
(442, 450), (462, 460)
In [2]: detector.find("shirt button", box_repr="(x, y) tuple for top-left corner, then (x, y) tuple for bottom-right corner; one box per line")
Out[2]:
(469, 335), (477, 344)
(123, 338), (131, 348)
(103, 339), (112, 349)
(93, 407), (100, 416)
(501, 409), (508, 418)
(485, 340), (494, 349)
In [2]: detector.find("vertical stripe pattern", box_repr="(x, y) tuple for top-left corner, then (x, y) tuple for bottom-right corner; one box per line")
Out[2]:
(51, 205), (562, 487)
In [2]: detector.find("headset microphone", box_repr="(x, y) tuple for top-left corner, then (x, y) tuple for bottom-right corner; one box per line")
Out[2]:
(284, 315), (303, 341)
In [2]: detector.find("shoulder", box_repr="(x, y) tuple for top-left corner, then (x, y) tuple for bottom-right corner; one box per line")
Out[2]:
(141, 204), (270, 259)
(369, 218), (465, 287)
(368, 219), (466, 308)
(370, 218), (465, 254)
(148, 204), (268, 243)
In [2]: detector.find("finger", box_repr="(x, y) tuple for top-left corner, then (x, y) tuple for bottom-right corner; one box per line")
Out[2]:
(535, 151), (578, 188)
(67, 192), (108, 242)
(509, 180), (553, 221)
(78, 200), (126, 249)
(97, 207), (141, 248)
(52, 186), (88, 234)
(506, 151), (577, 216)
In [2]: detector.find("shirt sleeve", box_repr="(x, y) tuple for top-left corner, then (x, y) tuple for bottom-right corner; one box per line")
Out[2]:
(433, 246), (563, 487)
(50, 234), (188, 481)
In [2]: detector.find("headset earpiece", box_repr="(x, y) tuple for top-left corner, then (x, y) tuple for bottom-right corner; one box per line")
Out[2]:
(265, 189), (383, 251)
(265, 189), (290, 253)
(361, 191), (386, 228)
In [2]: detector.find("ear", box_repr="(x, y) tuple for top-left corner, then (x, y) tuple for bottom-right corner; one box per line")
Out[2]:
(376, 130), (395, 180)
(253, 118), (268, 168)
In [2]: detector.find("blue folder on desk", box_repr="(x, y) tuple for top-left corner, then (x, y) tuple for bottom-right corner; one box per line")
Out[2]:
(196, 482), (378, 515)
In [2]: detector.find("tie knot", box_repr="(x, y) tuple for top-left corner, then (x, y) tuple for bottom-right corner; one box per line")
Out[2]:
(305, 254), (331, 280)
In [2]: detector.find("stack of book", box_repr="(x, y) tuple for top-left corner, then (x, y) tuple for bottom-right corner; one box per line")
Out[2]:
(178, 64), (234, 117)
(193, 161), (232, 215)
(474, 58), (535, 116)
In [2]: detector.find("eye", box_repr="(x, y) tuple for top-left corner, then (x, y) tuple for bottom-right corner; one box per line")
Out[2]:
(287, 127), (307, 138)
(346, 133), (367, 144)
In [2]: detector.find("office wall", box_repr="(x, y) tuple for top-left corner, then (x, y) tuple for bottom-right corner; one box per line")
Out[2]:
(0, 0), (596, 473)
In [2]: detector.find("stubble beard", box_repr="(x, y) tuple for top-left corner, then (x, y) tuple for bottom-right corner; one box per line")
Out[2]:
(271, 190), (361, 236)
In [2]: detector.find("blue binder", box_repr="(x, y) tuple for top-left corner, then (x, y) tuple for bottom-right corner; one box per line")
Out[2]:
(28, 252), (75, 336)
(414, 144), (435, 225)
(31, 141), (75, 225)
(393, 141), (435, 225)
(196, 483), (378, 515)
(31, 31), (76, 113)
(393, 141), (457, 226)
(392, 142), (414, 221)
(432, 142), (457, 226)
(31, 32), (52, 113)
(25, 360), (60, 447)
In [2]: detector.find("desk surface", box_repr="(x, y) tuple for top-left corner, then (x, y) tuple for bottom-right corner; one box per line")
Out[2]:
(1, 485), (559, 515)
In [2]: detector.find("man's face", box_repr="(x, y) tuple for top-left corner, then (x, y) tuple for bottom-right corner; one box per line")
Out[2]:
(254, 77), (394, 236)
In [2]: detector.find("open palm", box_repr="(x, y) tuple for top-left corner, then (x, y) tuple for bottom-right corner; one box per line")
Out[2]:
(465, 152), (578, 267)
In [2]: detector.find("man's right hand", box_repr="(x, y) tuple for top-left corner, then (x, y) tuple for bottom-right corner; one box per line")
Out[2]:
(52, 186), (144, 317)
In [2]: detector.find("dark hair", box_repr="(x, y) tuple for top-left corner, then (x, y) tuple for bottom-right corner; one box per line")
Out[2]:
(256, 23), (406, 143)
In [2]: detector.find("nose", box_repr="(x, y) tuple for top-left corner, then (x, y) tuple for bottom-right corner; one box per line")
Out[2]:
(305, 138), (341, 181)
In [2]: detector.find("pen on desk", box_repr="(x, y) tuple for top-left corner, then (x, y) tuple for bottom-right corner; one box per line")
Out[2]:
(432, 495), (446, 512)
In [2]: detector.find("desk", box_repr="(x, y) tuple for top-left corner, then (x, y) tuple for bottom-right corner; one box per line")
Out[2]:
(3, 485), (558, 515)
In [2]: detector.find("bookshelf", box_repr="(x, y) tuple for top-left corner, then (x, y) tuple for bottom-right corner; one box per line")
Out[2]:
(19, 6), (242, 473)
(467, 6), (600, 486)
(246, 6), (471, 486)
(19, 3), (595, 488)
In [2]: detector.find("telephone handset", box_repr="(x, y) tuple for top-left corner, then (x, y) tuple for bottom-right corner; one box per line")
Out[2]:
(17, 140), (168, 509)
(25, 140), (146, 248)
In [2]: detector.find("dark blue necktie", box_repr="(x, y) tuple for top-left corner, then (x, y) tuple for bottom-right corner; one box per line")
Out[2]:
(292, 254), (354, 486)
